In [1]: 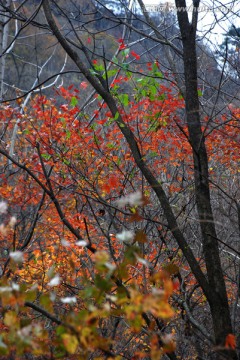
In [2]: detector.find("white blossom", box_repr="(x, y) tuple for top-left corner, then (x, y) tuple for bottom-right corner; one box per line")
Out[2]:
(9, 216), (17, 228)
(48, 274), (61, 287)
(116, 230), (135, 243)
(50, 292), (56, 302)
(106, 294), (117, 302)
(105, 262), (116, 271)
(116, 191), (143, 208)
(136, 256), (149, 267)
(12, 282), (20, 291)
(60, 296), (77, 304)
(103, 303), (111, 311)
(0, 201), (8, 214)
(10, 251), (24, 264)
(17, 325), (32, 339)
(75, 240), (88, 247)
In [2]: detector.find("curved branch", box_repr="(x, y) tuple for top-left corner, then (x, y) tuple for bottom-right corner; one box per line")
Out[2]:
(42, 0), (212, 301)
(25, 301), (61, 325)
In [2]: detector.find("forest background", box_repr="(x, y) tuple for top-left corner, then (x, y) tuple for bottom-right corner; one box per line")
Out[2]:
(0, 0), (239, 359)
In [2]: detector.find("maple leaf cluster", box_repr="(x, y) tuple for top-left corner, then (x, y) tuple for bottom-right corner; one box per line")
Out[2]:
(0, 68), (238, 358)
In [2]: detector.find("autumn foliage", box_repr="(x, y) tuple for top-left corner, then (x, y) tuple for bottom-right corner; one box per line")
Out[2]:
(0, 58), (239, 359)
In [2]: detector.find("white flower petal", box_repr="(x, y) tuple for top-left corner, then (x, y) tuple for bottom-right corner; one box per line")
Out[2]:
(17, 325), (32, 339)
(9, 216), (17, 228)
(116, 191), (143, 208)
(105, 262), (116, 271)
(136, 257), (149, 267)
(106, 294), (117, 302)
(0, 201), (8, 214)
(75, 240), (88, 247)
(50, 292), (56, 302)
(128, 191), (143, 206)
(48, 275), (61, 287)
(10, 251), (24, 264)
(12, 283), (20, 291)
(60, 296), (77, 304)
(116, 230), (135, 243)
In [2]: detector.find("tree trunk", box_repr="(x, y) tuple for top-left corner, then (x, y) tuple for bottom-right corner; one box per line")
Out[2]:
(175, 0), (237, 358)
(0, 0), (10, 100)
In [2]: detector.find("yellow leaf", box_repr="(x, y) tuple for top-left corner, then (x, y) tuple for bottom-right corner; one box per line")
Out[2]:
(143, 297), (174, 319)
(4, 311), (19, 329)
(61, 334), (78, 354)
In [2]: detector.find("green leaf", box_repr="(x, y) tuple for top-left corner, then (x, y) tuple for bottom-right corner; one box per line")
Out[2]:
(148, 151), (158, 158)
(70, 96), (78, 107)
(119, 94), (129, 106)
(157, 93), (166, 101)
(154, 71), (163, 78)
(106, 69), (118, 77)
(94, 134), (100, 145)
(41, 153), (51, 160)
(40, 294), (52, 311)
(95, 275), (112, 291)
(122, 48), (130, 57)
(89, 69), (98, 76)
(149, 93), (155, 101)
(122, 63), (129, 71)
(124, 245), (140, 265)
(152, 62), (160, 72)
(66, 129), (71, 140)
(20, 318), (32, 328)
(63, 158), (70, 165)
(198, 89), (203, 97)
(94, 63), (104, 72)
(0, 336), (8, 356)
(90, 123), (97, 131)
(149, 85), (157, 96)
(56, 326), (66, 336)
(114, 112), (119, 120)
(112, 55), (118, 64)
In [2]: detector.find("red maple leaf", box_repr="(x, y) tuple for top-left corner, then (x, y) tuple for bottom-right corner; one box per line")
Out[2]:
(119, 43), (126, 50)
(225, 334), (236, 349)
(131, 51), (140, 60)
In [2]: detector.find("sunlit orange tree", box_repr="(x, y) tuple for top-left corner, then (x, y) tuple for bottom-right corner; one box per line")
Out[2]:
(0, 0), (239, 359)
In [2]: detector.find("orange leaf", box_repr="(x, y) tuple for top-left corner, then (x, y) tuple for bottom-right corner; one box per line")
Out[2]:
(225, 334), (236, 349)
